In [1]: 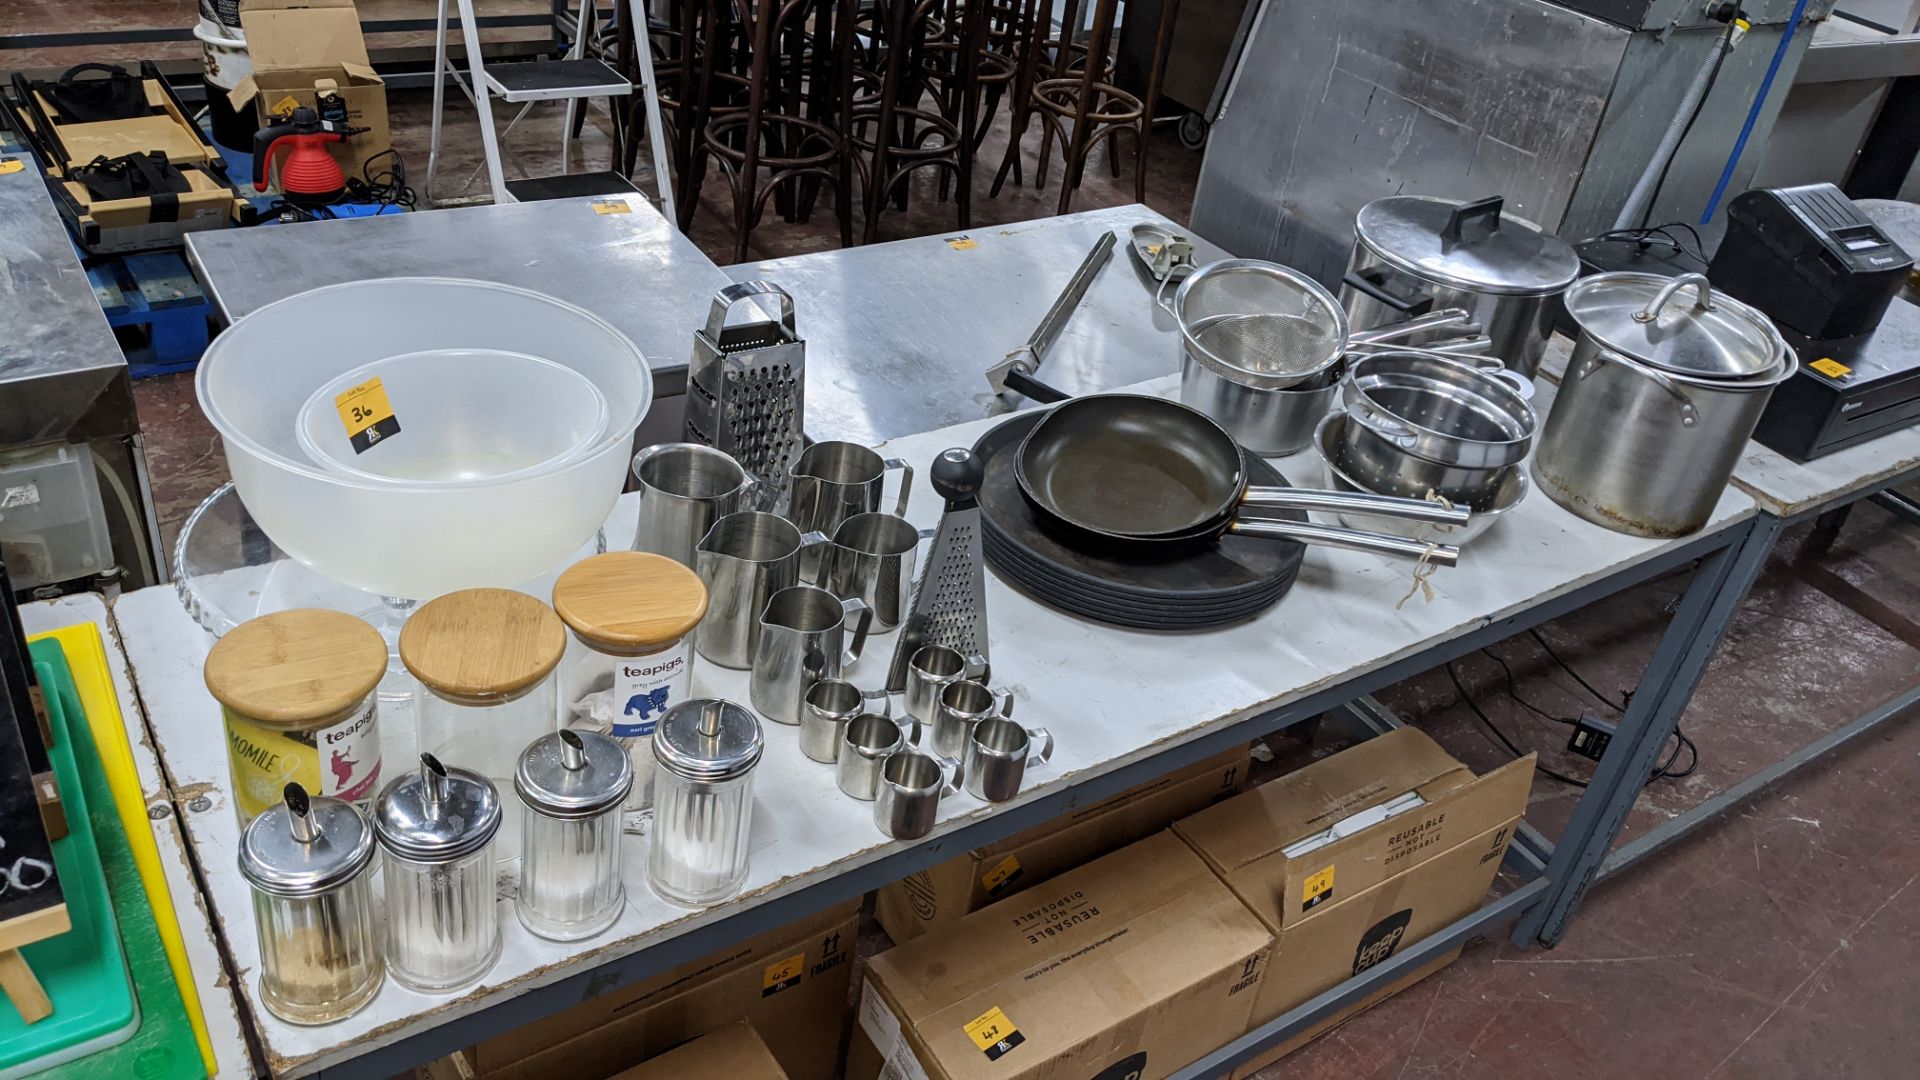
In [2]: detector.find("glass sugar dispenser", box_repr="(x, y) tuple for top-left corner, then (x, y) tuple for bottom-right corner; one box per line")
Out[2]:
(514, 728), (634, 940)
(550, 552), (708, 811)
(373, 754), (503, 993)
(237, 782), (383, 1025)
(401, 587), (565, 864)
(648, 699), (763, 906)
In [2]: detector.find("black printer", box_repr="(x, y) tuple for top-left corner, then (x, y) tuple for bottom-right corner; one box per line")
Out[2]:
(1707, 185), (1920, 462)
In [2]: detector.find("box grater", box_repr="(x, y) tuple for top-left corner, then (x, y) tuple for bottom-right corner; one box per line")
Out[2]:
(886, 449), (990, 692)
(684, 281), (805, 509)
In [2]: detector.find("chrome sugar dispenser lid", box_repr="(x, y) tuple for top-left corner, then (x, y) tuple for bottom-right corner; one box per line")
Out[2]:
(239, 782), (376, 897)
(652, 699), (764, 784)
(516, 729), (634, 818)
(373, 753), (503, 863)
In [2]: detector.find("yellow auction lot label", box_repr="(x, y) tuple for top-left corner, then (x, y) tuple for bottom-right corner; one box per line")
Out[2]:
(1810, 357), (1852, 380)
(762, 953), (805, 997)
(981, 854), (1023, 896)
(334, 376), (400, 453)
(1302, 865), (1335, 911)
(964, 1006), (1024, 1061)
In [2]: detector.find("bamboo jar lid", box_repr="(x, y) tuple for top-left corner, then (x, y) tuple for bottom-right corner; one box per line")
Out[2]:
(399, 588), (566, 703)
(205, 609), (388, 726)
(551, 552), (709, 650)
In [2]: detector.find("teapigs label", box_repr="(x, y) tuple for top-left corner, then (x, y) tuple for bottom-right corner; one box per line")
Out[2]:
(610, 643), (691, 739)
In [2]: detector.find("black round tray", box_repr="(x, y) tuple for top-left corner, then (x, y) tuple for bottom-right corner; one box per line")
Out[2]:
(972, 410), (1305, 616)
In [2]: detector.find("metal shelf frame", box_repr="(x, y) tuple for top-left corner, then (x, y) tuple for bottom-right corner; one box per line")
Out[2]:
(300, 517), (1754, 1079)
(0, 3), (569, 53)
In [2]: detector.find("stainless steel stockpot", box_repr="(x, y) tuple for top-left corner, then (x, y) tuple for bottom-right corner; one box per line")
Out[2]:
(1533, 273), (1794, 538)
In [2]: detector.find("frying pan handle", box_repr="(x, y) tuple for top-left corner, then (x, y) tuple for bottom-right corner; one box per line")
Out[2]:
(1241, 487), (1472, 525)
(1227, 518), (1460, 567)
(1003, 367), (1071, 403)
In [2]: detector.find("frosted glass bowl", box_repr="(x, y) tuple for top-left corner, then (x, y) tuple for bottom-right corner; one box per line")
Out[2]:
(196, 278), (652, 600)
(294, 348), (610, 485)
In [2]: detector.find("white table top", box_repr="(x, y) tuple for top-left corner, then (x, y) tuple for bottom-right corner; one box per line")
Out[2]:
(110, 375), (1756, 1076)
(18, 595), (256, 1080)
(1729, 423), (1920, 520)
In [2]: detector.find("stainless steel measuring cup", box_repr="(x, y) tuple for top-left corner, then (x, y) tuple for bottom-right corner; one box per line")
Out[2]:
(632, 443), (756, 568)
(694, 512), (828, 669)
(787, 441), (912, 581)
(823, 513), (925, 632)
(836, 712), (914, 800)
(800, 679), (897, 763)
(749, 586), (874, 725)
(963, 715), (1055, 803)
(904, 644), (990, 728)
(873, 748), (963, 841)
(930, 678), (1014, 758)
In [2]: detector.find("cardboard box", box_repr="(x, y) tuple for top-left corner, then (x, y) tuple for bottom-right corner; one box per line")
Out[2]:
(609, 1020), (790, 1080)
(1173, 727), (1532, 1078)
(877, 745), (1250, 943)
(854, 831), (1273, 1080)
(231, 0), (391, 181)
(453, 900), (857, 1080)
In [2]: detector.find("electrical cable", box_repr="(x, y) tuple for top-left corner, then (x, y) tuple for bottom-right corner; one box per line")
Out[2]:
(1701, 0), (1812, 223)
(1527, 629), (1627, 712)
(1446, 660), (1591, 788)
(1641, 20), (1736, 228)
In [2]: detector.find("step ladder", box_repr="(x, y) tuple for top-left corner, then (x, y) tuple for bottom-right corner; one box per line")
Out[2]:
(425, 0), (675, 223)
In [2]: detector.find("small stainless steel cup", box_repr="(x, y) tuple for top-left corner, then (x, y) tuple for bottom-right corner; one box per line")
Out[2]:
(836, 712), (913, 800)
(873, 748), (962, 841)
(963, 716), (1055, 803)
(800, 679), (895, 764)
(824, 513), (924, 631)
(631, 443), (755, 568)
(694, 512), (827, 669)
(930, 678), (1014, 758)
(787, 441), (913, 582)
(750, 586), (874, 725)
(904, 645), (990, 728)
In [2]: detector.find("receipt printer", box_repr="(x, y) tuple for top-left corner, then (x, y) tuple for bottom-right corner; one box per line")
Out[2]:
(1708, 184), (1912, 341)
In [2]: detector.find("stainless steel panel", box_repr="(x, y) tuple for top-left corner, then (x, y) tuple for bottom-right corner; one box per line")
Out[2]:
(185, 194), (730, 397)
(727, 205), (1231, 445)
(1190, 0), (1626, 286)
(1750, 78), (1893, 189)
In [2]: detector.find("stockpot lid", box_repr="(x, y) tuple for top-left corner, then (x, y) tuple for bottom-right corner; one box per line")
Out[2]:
(653, 699), (763, 784)
(1354, 195), (1579, 296)
(374, 754), (502, 862)
(516, 729), (634, 817)
(239, 783), (376, 897)
(1564, 272), (1783, 380)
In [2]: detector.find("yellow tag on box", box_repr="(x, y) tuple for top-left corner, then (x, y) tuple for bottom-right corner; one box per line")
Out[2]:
(1301, 865), (1335, 911)
(0, 158), (24, 175)
(964, 1005), (1025, 1061)
(591, 199), (631, 215)
(270, 95), (302, 117)
(1810, 357), (1852, 380)
(946, 235), (978, 250)
(981, 854), (1023, 895)
(334, 376), (400, 453)
(761, 953), (805, 997)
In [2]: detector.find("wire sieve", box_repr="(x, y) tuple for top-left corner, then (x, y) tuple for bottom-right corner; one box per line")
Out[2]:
(1167, 260), (1349, 389)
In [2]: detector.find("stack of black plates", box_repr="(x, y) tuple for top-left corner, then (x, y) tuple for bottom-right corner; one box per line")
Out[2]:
(972, 412), (1303, 630)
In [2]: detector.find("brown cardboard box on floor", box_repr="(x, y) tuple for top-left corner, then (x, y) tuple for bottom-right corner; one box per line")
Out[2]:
(1173, 727), (1533, 1078)
(852, 831), (1273, 1080)
(609, 1020), (789, 1079)
(876, 745), (1250, 943)
(445, 900), (857, 1080)
(231, 0), (391, 181)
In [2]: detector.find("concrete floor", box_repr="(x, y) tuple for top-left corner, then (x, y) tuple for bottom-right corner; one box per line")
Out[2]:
(8, 15), (1920, 1075)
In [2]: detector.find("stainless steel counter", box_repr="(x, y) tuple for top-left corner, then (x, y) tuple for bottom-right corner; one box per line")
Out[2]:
(729, 205), (1229, 445)
(184, 194), (731, 396)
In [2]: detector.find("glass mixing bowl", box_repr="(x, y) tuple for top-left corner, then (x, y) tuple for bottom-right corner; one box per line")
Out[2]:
(196, 278), (653, 600)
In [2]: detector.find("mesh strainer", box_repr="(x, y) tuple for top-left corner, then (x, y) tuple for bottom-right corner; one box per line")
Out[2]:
(1167, 260), (1349, 389)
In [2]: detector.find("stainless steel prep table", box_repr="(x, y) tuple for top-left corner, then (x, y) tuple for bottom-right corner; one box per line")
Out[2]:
(728, 204), (1227, 445)
(0, 153), (165, 589)
(184, 194), (731, 440)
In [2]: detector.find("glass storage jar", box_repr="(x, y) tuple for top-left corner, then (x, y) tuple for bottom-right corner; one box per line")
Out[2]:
(401, 587), (565, 864)
(206, 609), (387, 825)
(238, 782), (383, 1025)
(647, 699), (763, 906)
(514, 728), (633, 940)
(373, 754), (503, 993)
(550, 552), (708, 811)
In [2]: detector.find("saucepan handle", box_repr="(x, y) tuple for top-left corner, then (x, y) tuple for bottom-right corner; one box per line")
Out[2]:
(1228, 517), (1461, 567)
(882, 458), (914, 517)
(840, 598), (874, 665)
(1241, 486), (1471, 525)
(1574, 351), (1700, 428)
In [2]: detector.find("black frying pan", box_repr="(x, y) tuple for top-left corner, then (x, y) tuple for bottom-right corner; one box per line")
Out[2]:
(1014, 395), (1468, 565)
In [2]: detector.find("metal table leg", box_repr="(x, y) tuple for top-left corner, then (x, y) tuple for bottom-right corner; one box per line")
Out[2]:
(1515, 515), (1780, 946)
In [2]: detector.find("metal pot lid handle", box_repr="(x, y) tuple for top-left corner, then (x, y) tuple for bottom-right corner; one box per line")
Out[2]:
(1632, 272), (1716, 325)
(706, 280), (796, 338)
(1440, 195), (1504, 247)
(1574, 354), (1701, 428)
